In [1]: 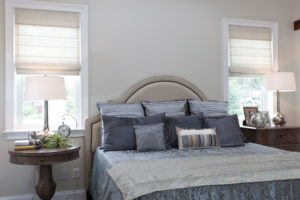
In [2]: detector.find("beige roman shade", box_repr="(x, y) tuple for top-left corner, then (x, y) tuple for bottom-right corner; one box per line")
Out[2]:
(228, 25), (273, 75)
(15, 8), (81, 75)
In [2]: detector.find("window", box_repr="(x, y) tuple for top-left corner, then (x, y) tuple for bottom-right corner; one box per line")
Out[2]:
(5, 0), (88, 131)
(222, 18), (278, 120)
(15, 75), (81, 130)
(228, 76), (270, 117)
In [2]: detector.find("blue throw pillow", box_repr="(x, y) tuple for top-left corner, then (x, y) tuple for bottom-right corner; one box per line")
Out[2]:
(135, 123), (166, 152)
(165, 113), (204, 148)
(101, 113), (166, 151)
(97, 102), (145, 118)
(188, 100), (228, 117)
(97, 102), (145, 145)
(204, 114), (247, 143)
(204, 114), (244, 147)
(142, 100), (187, 117)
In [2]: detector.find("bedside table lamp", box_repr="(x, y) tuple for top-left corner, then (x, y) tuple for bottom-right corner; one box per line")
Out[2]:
(264, 72), (296, 126)
(25, 76), (66, 135)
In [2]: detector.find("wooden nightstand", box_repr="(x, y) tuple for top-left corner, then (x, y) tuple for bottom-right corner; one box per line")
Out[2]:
(240, 126), (300, 152)
(8, 146), (80, 200)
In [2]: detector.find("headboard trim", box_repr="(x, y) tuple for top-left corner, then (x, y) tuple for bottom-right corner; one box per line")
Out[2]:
(109, 75), (208, 103)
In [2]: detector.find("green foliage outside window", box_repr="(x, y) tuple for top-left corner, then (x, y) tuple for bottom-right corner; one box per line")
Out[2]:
(23, 106), (37, 117)
(65, 87), (75, 114)
(228, 77), (264, 120)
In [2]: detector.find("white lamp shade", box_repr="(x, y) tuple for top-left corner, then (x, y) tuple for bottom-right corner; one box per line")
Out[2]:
(25, 76), (66, 100)
(264, 72), (296, 92)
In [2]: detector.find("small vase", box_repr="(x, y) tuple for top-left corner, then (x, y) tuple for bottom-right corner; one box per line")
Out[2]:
(250, 112), (267, 128)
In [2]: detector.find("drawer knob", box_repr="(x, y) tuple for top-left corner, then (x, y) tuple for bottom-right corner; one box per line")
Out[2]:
(277, 134), (283, 139)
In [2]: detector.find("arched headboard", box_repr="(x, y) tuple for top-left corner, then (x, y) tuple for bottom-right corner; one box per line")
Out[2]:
(84, 75), (208, 189)
(109, 75), (207, 103)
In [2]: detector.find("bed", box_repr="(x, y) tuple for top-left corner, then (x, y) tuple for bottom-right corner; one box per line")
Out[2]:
(85, 75), (300, 200)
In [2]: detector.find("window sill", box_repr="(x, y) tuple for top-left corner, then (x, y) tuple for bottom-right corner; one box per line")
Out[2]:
(2, 129), (85, 140)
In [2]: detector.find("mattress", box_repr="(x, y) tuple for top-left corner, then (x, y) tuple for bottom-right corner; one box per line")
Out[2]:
(89, 143), (300, 200)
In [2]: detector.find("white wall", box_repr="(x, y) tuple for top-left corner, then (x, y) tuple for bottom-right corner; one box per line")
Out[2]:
(0, 0), (299, 197)
(294, 1), (300, 124)
(87, 0), (298, 120)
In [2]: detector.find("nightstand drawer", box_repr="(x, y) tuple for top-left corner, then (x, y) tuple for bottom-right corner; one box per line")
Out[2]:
(241, 126), (300, 152)
(273, 144), (300, 152)
(259, 129), (300, 145)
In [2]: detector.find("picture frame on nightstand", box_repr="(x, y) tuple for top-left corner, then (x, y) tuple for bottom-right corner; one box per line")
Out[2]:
(243, 106), (258, 126)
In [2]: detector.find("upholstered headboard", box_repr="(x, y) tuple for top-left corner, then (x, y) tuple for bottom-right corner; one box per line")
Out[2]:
(109, 75), (207, 103)
(84, 75), (208, 188)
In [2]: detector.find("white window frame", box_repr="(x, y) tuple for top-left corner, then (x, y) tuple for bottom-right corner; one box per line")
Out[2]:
(5, 0), (89, 132)
(221, 18), (278, 101)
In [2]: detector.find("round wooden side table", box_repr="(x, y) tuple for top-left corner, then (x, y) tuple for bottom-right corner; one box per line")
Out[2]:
(8, 146), (80, 200)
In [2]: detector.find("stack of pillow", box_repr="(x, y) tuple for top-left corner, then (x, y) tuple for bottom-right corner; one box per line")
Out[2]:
(96, 99), (246, 152)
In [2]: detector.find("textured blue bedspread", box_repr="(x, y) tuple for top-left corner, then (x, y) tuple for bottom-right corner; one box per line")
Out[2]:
(89, 143), (300, 200)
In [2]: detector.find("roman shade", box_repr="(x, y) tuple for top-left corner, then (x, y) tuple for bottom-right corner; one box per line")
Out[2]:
(14, 8), (81, 75)
(228, 25), (273, 75)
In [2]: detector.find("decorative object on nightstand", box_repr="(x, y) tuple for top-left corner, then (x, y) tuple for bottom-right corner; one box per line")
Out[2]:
(57, 123), (71, 138)
(8, 146), (80, 200)
(262, 111), (271, 127)
(25, 76), (66, 135)
(41, 133), (72, 148)
(264, 72), (296, 126)
(250, 112), (267, 128)
(243, 106), (258, 126)
(14, 139), (36, 150)
(57, 114), (78, 137)
(241, 126), (300, 152)
(243, 107), (270, 128)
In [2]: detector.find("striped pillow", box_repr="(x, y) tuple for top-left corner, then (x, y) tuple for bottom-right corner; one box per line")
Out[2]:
(176, 128), (220, 150)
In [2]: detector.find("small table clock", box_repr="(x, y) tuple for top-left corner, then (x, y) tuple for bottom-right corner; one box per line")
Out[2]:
(57, 123), (71, 137)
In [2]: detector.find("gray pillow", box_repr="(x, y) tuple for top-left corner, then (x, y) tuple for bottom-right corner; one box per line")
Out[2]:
(188, 100), (228, 117)
(101, 116), (135, 151)
(204, 115), (244, 147)
(142, 100), (187, 117)
(101, 114), (165, 151)
(230, 115), (247, 143)
(205, 114), (247, 143)
(97, 102), (145, 144)
(134, 123), (166, 152)
(97, 102), (145, 118)
(165, 113), (204, 148)
(135, 113), (170, 147)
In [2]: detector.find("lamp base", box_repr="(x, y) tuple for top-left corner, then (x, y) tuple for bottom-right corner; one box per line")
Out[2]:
(272, 112), (286, 126)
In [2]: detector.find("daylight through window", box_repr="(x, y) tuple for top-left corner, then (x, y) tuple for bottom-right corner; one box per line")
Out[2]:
(13, 8), (82, 130)
(225, 20), (277, 120)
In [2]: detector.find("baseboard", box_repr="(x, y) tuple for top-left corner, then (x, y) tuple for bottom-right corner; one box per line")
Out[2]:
(0, 189), (86, 200)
